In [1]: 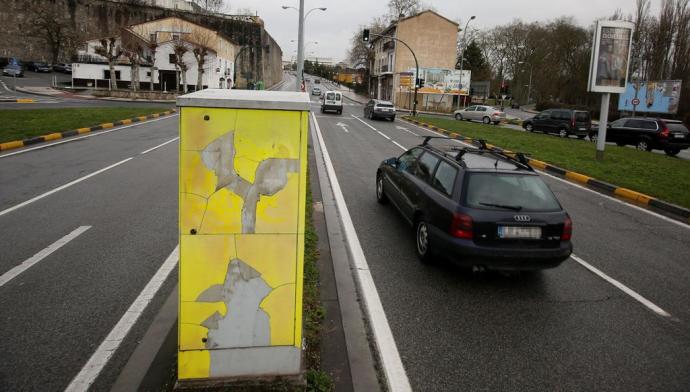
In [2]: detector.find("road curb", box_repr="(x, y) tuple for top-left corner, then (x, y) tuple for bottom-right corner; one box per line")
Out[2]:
(0, 109), (178, 152)
(0, 98), (36, 103)
(403, 117), (690, 224)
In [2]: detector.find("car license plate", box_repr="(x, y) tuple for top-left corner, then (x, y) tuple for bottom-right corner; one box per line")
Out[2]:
(579, 127), (586, 130)
(498, 226), (542, 239)
(674, 134), (684, 138)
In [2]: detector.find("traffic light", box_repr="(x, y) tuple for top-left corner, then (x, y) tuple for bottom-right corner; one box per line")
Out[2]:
(362, 29), (370, 43)
(416, 78), (424, 88)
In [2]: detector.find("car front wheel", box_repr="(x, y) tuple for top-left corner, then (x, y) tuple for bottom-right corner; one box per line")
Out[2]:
(455, 113), (463, 121)
(525, 123), (534, 132)
(376, 174), (388, 204)
(636, 137), (652, 151)
(415, 219), (434, 264)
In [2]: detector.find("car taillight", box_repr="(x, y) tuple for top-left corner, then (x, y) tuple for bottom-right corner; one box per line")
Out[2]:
(660, 127), (670, 138)
(493, 111), (500, 116)
(450, 213), (473, 239)
(571, 118), (576, 128)
(562, 215), (572, 241)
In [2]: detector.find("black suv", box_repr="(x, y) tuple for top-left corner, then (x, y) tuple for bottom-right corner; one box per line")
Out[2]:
(376, 138), (572, 270)
(522, 109), (592, 138)
(600, 117), (690, 156)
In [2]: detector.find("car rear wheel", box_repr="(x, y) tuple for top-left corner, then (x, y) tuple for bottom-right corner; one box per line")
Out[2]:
(636, 137), (652, 152)
(525, 123), (534, 132)
(483, 116), (491, 124)
(664, 147), (681, 156)
(455, 113), (463, 121)
(415, 219), (434, 264)
(376, 174), (388, 204)
(558, 128), (568, 138)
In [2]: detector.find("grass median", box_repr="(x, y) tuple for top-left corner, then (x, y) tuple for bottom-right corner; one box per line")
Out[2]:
(0, 107), (172, 143)
(413, 115), (690, 209)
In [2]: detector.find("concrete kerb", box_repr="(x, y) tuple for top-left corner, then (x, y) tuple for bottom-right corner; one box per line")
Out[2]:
(401, 116), (690, 224)
(0, 109), (178, 152)
(0, 98), (36, 103)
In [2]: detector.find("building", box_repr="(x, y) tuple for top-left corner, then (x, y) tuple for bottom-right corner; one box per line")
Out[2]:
(72, 17), (238, 92)
(369, 10), (459, 110)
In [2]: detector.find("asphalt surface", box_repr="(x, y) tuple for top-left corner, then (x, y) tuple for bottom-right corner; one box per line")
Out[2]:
(0, 115), (180, 390)
(309, 78), (690, 391)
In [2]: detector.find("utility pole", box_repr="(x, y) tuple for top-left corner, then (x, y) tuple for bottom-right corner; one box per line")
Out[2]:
(295, 0), (305, 92)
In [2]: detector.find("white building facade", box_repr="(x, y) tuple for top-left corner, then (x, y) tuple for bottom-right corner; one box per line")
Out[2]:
(72, 17), (238, 92)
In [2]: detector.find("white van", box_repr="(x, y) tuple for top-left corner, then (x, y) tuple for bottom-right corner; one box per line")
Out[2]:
(321, 91), (343, 114)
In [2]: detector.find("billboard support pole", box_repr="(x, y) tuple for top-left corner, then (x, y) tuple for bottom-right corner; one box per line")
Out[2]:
(596, 93), (610, 160)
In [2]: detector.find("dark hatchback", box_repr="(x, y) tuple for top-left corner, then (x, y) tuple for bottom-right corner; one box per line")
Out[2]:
(601, 117), (690, 156)
(376, 138), (572, 270)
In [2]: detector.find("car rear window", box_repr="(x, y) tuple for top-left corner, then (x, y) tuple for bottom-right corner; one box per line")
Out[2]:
(465, 173), (561, 212)
(667, 123), (689, 133)
(575, 112), (590, 122)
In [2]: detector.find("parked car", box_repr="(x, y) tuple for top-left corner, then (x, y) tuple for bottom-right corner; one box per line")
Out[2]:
(375, 138), (572, 270)
(28, 62), (52, 72)
(522, 109), (591, 138)
(364, 99), (396, 121)
(2, 64), (24, 77)
(453, 105), (506, 125)
(311, 87), (321, 96)
(598, 117), (690, 156)
(53, 63), (72, 73)
(321, 90), (343, 114)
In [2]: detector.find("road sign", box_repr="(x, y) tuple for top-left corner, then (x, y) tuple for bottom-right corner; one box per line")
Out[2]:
(632, 97), (640, 106)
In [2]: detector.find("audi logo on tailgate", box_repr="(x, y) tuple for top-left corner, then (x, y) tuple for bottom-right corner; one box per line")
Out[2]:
(513, 215), (531, 222)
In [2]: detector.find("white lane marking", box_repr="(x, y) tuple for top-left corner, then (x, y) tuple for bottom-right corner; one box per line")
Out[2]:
(377, 131), (391, 140)
(0, 226), (91, 288)
(395, 125), (419, 136)
(312, 112), (412, 391)
(0, 115), (178, 159)
(0, 157), (133, 218)
(570, 254), (673, 318)
(351, 114), (378, 131)
(335, 122), (350, 133)
(402, 118), (690, 229)
(140, 137), (179, 154)
(392, 141), (407, 151)
(65, 245), (179, 392)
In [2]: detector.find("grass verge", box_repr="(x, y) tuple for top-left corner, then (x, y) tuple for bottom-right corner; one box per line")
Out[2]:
(412, 115), (690, 209)
(304, 172), (334, 392)
(0, 107), (171, 143)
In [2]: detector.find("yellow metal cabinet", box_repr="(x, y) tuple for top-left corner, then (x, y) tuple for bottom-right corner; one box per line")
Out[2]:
(177, 90), (310, 380)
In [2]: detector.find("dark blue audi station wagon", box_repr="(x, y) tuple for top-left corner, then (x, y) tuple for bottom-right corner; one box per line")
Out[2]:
(376, 138), (572, 271)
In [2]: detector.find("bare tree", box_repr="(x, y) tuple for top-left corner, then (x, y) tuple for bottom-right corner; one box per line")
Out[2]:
(387, 0), (421, 21)
(122, 44), (144, 92)
(192, 0), (225, 13)
(22, 1), (78, 63)
(95, 37), (123, 90)
(188, 29), (215, 90)
(172, 41), (190, 93)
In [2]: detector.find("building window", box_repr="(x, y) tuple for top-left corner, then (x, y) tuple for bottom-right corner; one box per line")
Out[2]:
(146, 71), (151, 77)
(169, 54), (176, 64)
(149, 33), (156, 43)
(104, 70), (121, 80)
(172, 34), (180, 41)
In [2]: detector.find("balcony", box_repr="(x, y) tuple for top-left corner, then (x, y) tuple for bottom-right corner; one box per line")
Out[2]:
(382, 40), (395, 51)
(381, 64), (389, 73)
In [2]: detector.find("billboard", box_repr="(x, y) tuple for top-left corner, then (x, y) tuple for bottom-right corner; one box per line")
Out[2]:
(618, 80), (682, 114)
(588, 20), (634, 93)
(405, 68), (471, 95)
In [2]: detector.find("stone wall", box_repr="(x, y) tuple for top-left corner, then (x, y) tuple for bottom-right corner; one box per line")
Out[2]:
(0, 0), (282, 88)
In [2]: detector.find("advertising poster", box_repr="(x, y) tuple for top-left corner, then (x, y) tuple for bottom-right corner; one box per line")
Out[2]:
(405, 68), (471, 95)
(588, 20), (634, 93)
(618, 80), (682, 114)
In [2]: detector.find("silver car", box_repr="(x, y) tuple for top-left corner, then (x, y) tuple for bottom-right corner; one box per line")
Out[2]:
(454, 105), (506, 125)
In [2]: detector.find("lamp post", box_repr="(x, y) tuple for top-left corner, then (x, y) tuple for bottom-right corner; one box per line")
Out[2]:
(518, 61), (533, 105)
(457, 15), (476, 110)
(282, 5), (326, 91)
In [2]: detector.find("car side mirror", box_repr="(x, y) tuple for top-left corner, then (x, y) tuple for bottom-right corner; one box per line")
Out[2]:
(385, 157), (398, 167)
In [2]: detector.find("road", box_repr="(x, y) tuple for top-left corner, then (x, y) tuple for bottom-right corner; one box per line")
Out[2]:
(308, 78), (690, 391)
(0, 114), (180, 390)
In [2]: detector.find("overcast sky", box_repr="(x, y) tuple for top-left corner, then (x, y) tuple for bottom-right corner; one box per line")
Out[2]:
(226, 0), (659, 63)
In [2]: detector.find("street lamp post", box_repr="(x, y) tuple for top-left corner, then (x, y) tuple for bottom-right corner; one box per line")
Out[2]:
(519, 61), (533, 105)
(282, 5), (326, 91)
(457, 15), (476, 110)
